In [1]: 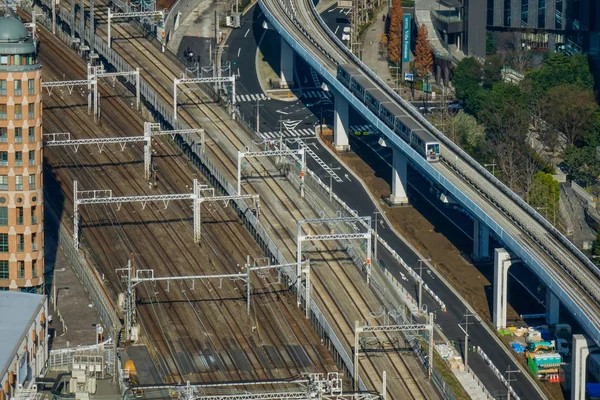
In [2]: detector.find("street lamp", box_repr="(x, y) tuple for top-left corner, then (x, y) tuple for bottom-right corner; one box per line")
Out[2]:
(505, 366), (521, 400)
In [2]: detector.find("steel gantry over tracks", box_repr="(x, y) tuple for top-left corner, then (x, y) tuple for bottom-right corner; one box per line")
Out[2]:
(354, 314), (435, 390)
(107, 9), (165, 49)
(43, 123), (204, 181)
(297, 216), (372, 306)
(73, 179), (259, 248)
(117, 257), (311, 341)
(173, 76), (236, 120)
(237, 147), (306, 197)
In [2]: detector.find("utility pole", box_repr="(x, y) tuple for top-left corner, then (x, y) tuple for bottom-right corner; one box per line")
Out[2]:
(484, 160), (497, 176)
(373, 211), (381, 260)
(505, 366), (521, 400)
(416, 258), (430, 311)
(458, 310), (474, 372)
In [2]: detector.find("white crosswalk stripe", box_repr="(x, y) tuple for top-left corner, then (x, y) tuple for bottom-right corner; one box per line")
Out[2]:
(235, 93), (271, 102)
(350, 125), (377, 134)
(259, 128), (316, 140)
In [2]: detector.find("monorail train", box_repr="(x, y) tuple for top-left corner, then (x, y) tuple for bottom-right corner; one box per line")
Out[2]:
(337, 64), (441, 162)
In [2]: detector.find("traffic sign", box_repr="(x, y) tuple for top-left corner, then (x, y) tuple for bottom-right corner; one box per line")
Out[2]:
(404, 73), (414, 82)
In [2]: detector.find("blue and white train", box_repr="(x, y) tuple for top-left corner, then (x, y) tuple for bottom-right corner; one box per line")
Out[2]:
(337, 63), (441, 162)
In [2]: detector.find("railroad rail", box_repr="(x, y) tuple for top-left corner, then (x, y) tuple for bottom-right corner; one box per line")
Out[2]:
(29, 4), (442, 398)
(39, 30), (339, 386)
(258, 0), (600, 348)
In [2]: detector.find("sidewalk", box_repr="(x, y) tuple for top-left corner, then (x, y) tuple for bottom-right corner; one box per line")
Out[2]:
(360, 8), (416, 100)
(45, 227), (103, 350)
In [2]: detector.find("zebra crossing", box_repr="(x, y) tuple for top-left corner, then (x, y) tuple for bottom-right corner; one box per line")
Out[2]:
(300, 90), (332, 101)
(235, 93), (271, 102)
(258, 128), (316, 140)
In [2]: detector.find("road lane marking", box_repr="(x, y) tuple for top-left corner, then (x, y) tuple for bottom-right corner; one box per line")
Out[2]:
(237, 48), (241, 57)
(335, 25), (339, 35)
(244, 28), (250, 37)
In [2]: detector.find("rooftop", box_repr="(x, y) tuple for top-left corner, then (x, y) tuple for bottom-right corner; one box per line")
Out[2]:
(0, 17), (30, 43)
(0, 292), (46, 376)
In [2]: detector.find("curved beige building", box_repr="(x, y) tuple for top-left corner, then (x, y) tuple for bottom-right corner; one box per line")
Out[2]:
(0, 17), (43, 292)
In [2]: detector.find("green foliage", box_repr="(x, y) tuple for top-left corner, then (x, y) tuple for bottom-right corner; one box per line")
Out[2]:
(432, 111), (485, 153)
(593, 230), (600, 258)
(482, 55), (503, 89)
(479, 82), (528, 142)
(526, 53), (594, 94)
(528, 172), (560, 224)
(542, 84), (598, 146)
(452, 57), (483, 111)
(486, 32), (496, 55)
(561, 146), (600, 186)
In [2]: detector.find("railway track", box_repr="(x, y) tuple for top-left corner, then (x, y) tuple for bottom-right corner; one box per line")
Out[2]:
(32, 7), (438, 398)
(39, 27), (339, 387)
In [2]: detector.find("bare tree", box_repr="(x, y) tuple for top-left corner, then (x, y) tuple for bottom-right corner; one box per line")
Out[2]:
(520, 151), (541, 201)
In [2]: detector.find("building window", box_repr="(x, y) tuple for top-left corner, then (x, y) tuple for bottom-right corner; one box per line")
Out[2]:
(14, 104), (22, 119)
(0, 80), (6, 95)
(17, 261), (24, 278)
(28, 127), (34, 142)
(0, 233), (8, 252)
(31, 205), (37, 224)
(16, 207), (23, 225)
(32, 260), (37, 278)
(0, 176), (7, 190)
(28, 104), (34, 119)
(0, 260), (8, 279)
(14, 80), (21, 96)
(15, 175), (22, 190)
(14, 55), (21, 66)
(0, 104), (6, 119)
(555, 0), (563, 29)
(0, 55), (7, 65)
(538, 0), (546, 29)
(17, 234), (24, 252)
(28, 175), (35, 190)
(29, 151), (35, 166)
(0, 207), (6, 226)
(15, 127), (22, 143)
(32, 233), (37, 251)
(504, 0), (511, 26)
(0, 127), (6, 143)
(15, 151), (22, 167)
(28, 79), (34, 95)
(521, 0), (528, 26)
(487, 0), (494, 25)
(0, 152), (7, 166)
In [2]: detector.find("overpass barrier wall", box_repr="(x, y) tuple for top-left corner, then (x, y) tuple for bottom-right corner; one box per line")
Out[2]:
(257, 0), (600, 347)
(29, 2), (370, 390)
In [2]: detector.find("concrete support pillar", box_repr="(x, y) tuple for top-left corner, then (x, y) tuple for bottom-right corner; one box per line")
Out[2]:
(571, 334), (590, 400)
(389, 147), (409, 205)
(280, 38), (295, 89)
(546, 290), (560, 325)
(472, 219), (490, 260)
(493, 248), (512, 329)
(333, 92), (350, 151)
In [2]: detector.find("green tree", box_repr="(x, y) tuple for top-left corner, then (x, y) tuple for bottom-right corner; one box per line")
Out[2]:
(479, 83), (530, 190)
(542, 84), (598, 146)
(526, 53), (594, 94)
(528, 172), (560, 225)
(482, 55), (503, 89)
(561, 146), (600, 186)
(452, 57), (484, 114)
(593, 230), (600, 259)
(486, 32), (496, 55)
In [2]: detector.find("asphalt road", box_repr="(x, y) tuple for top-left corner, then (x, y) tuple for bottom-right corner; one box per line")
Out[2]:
(220, 4), (548, 399)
